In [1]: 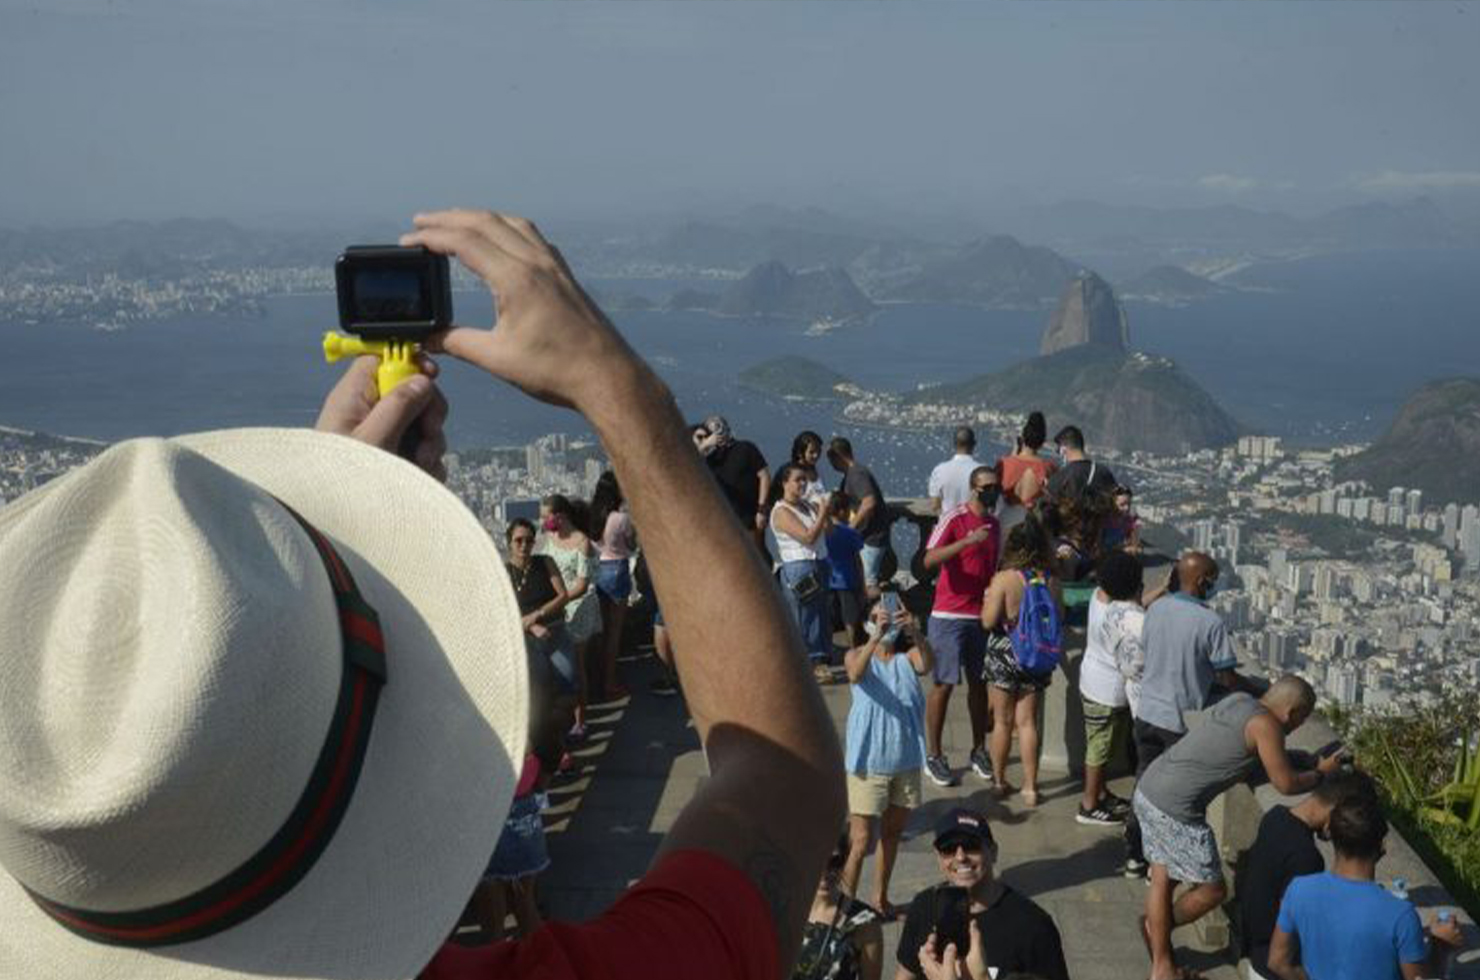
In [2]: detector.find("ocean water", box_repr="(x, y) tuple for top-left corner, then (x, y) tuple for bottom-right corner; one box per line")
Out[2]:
(1, 248), (1476, 491)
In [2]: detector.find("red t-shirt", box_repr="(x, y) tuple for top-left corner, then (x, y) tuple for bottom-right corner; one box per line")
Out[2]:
(419, 850), (777, 980)
(926, 505), (999, 618)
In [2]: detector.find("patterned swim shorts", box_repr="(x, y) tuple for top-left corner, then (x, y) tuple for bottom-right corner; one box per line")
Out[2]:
(1133, 789), (1223, 884)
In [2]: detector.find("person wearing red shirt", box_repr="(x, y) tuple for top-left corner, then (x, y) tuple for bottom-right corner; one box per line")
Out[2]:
(920, 466), (1001, 789)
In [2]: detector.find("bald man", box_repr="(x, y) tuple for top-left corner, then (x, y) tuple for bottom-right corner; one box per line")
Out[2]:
(1123, 552), (1249, 877)
(1134, 676), (1342, 980)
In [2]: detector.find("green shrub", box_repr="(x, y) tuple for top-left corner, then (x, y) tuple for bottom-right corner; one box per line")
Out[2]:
(1332, 698), (1480, 920)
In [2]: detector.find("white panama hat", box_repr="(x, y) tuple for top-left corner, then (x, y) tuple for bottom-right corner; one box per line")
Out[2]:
(0, 429), (528, 980)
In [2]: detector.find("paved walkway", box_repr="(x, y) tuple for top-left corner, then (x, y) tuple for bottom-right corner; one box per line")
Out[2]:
(515, 651), (1242, 980)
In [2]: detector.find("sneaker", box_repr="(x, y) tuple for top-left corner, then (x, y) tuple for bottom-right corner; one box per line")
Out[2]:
(1076, 803), (1125, 827)
(969, 747), (995, 785)
(1102, 791), (1132, 815)
(925, 755), (958, 788)
(649, 675), (680, 697)
(1122, 857), (1148, 879)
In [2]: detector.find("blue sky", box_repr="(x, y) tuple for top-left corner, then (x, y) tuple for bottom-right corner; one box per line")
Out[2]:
(1, 1), (1477, 227)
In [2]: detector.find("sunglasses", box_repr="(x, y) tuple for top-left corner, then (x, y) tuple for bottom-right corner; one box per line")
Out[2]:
(935, 838), (985, 856)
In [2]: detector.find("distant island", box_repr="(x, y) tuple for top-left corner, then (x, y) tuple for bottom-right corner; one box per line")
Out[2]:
(738, 356), (857, 402)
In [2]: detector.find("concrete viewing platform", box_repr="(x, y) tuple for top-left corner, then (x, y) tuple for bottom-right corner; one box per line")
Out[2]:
(507, 645), (1477, 978)
(462, 505), (1477, 978)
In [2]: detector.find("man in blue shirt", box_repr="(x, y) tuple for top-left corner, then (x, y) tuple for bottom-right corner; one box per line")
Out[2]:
(1269, 794), (1464, 980)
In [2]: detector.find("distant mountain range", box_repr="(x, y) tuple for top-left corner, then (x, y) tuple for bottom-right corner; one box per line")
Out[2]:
(1335, 378), (1480, 507)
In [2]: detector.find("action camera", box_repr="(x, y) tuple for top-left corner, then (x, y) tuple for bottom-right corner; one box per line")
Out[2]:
(334, 245), (453, 340)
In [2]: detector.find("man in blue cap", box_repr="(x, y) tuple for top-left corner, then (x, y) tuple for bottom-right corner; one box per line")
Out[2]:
(895, 808), (1068, 980)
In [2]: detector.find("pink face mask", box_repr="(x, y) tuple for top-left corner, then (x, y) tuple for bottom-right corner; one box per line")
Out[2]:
(542, 516), (560, 532)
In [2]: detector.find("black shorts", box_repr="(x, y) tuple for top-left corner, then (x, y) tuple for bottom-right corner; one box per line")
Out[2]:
(831, 587), (864, 628)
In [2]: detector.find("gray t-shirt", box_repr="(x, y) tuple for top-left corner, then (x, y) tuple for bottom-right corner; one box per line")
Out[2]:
(1136, 593), (1238, 733)
(1138, 692), (1265, 824)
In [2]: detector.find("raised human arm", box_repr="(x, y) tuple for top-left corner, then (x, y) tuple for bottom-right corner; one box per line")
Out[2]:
(771, 502), (828, 545)
(923, 524), (991, 571)
(316, 354), (448, 481)
(1248, 713), (1339, 795)
(1267, 926), (1307, 980)
(905, 615), (934, 676)
(755, 467), (772, 530)
(403, 209), (844, 971)
(845, 631), (883, 684)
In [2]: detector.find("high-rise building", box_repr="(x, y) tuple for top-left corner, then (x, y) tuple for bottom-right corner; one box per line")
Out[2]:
(1314, 564), (1337, 600)
(1388, 505), (1406, 527)
(1191, 519), (1216, 554)
(525, 444), (544, 480)
(1443, 503), (1460, 549)
(1326, 664), (1361, 705)
(1370, 502), (1388, 525)
(1353, 498), (1372, 521)
(1461, 505), (1480, 571)
(1319, 490), (1337, 515)
(1388, 487), (1406, 509)
(1337, 498), (1355, 519)
(1406, 488), (1423, 515)
(1267, 548), (1288, 584)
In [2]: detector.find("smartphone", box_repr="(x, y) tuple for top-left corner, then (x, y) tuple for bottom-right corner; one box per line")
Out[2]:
(880, 591), (901, 645)
(931, 886), (970, 956)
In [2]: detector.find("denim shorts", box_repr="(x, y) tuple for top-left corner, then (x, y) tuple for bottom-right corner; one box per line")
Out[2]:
(594, 558), (631, 602)
(859, 544), (887, 587)
(485, 793), (550, 882)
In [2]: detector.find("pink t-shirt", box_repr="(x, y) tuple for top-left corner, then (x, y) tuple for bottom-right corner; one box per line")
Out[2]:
(926, 505), (999, 618)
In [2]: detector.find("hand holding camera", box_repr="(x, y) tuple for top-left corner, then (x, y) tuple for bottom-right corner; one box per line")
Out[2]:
(397, 210), (651, 418)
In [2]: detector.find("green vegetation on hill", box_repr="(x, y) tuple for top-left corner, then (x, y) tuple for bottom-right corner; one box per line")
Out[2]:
(738, 356), (853, 401)
(1336, 377), (1480, 506)
(906, 346), (1240, 454)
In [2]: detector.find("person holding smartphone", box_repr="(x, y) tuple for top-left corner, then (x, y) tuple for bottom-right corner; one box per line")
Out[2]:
(894, 810), (1068, 980)
(839, 594), (932, 921)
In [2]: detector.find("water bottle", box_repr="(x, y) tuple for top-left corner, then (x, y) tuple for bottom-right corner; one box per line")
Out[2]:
(1390, 876), (1409, 902)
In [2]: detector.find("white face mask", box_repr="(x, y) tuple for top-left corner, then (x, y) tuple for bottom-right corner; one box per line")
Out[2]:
(864, 620), (880, 639)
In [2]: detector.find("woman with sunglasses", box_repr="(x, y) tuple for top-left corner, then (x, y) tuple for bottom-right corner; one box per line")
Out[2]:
(792, 834), (883, 980)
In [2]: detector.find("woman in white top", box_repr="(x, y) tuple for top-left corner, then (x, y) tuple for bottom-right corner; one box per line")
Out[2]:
(770, 462), (833, 681)
(538, 493), (600, 741)
(1076, 550), (1146, 826)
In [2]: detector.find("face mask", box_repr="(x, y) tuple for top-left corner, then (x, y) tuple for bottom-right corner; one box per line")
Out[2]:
(975, 487), (1001, 510)
(1203, 579), (1221, 599)
(541, 516), (559, 532)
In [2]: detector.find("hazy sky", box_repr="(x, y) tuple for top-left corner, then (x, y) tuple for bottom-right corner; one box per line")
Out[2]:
(2, 1), (1477, 228)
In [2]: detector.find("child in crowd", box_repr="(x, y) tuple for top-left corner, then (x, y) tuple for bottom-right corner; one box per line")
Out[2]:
(470, 709), (565, 942)
(826, 492), (869, 649)
(1101, 485), (1142, 554)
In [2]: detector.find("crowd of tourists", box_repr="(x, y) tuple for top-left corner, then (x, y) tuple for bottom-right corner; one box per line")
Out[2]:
(1, 210), (1467, 980)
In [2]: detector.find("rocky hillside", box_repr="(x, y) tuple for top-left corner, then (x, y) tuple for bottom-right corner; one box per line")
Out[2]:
(909, 346), (1240, 454)
(1335, 378), (1480, 506)
(1041, 272), (1129, 355)
(716, 261), (875, 321)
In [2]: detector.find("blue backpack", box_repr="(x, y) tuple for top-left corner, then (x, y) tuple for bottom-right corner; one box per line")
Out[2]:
(1009, 570), (1063, 674)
